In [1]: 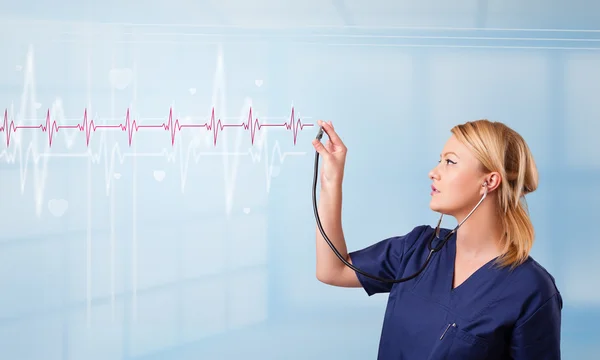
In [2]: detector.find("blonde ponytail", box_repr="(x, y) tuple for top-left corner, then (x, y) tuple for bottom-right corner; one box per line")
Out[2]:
(451, 120), (539, 268)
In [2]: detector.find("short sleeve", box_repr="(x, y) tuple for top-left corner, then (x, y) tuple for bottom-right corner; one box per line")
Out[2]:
(510, 292), (563, 359)
(348, 226), (424, 296)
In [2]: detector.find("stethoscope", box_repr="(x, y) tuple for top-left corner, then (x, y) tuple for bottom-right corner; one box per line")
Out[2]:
(312, 126), (488, 284)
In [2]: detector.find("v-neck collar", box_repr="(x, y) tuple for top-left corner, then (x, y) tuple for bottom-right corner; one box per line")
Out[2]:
(446, 233), (500, 295)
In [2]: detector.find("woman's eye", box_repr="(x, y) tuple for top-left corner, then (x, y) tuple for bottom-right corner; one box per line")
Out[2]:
(445, 159), (456, 165)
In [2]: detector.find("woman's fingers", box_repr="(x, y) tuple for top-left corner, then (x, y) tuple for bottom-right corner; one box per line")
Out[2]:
(312, 137), (330, 156)
(318, 120), (344, 147)
(324, 139), (333, 152)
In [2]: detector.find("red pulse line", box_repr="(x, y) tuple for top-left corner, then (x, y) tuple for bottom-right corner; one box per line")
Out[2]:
(0, 107), (313, 147)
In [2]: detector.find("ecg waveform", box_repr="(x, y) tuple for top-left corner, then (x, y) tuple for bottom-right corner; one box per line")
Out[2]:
(1, 106), (313, 147)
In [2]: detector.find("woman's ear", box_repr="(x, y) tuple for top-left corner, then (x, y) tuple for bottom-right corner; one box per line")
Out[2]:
(483, 172), (502, 193)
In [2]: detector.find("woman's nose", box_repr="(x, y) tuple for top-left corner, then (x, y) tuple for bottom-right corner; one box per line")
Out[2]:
(428, 164), (441, 180)
(428, 168), (437, 180)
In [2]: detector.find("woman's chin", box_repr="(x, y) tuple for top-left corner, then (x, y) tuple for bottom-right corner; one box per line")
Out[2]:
(429, 201), (453, 216)
(429, 199), (443, 212)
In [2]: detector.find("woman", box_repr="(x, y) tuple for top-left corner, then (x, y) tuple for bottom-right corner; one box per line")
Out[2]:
(312, 119), (562, 359)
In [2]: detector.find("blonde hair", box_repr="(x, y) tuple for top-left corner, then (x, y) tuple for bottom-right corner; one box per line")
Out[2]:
(451, 120), (538, 268)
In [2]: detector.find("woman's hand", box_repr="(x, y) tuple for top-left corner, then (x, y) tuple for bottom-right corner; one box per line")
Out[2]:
(312, 120), (347, 189)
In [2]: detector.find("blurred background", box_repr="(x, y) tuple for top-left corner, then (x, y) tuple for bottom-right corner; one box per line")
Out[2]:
(0, 0), (598, 359)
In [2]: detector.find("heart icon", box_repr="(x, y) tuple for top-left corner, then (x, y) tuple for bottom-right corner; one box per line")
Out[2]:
(243, 207), (251, 214)
(109, 68), (133, 90)
(189, 88), (196, 95)
(153, 170), (166, 182)
(114, 173), (122, 180)
(255, 80), (263, 87)
(48, 199), (69, 217)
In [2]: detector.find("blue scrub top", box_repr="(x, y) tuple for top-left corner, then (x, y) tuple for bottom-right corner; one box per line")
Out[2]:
(349, 225), (562, 360)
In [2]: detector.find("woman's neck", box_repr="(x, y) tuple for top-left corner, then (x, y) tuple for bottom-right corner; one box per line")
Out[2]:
(453, 199), (504, 258)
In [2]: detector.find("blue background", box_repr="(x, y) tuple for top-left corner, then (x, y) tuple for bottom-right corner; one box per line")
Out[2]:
(0, 1), (599, 359)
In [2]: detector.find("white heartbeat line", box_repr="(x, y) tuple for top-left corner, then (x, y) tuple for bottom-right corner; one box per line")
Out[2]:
(0, 134), (306, 194)
(1, 45), (309, 218)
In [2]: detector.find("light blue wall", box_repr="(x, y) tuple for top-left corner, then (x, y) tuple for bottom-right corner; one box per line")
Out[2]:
(0, 1), (598, 359)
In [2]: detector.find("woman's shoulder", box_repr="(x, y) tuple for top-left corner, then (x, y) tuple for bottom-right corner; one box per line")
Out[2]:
(400, 224), (448, 244)
(390, 224), (440, 254)
(502, 256), (562, 317)
(512, 257), (560, 298)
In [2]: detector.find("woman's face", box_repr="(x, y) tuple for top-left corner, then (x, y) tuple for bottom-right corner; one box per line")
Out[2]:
(428, 135), (488, 219)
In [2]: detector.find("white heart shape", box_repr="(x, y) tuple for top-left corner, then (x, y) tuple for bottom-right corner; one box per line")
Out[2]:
(255, 79), (263, 87)
(114, 173), (122, 180)
(154, 170), (166, 182)
(48, 199), (69, 217)
(243, 207), (251, 214)
(189, 88), (196, 95)
(109, 68), (133, 90)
